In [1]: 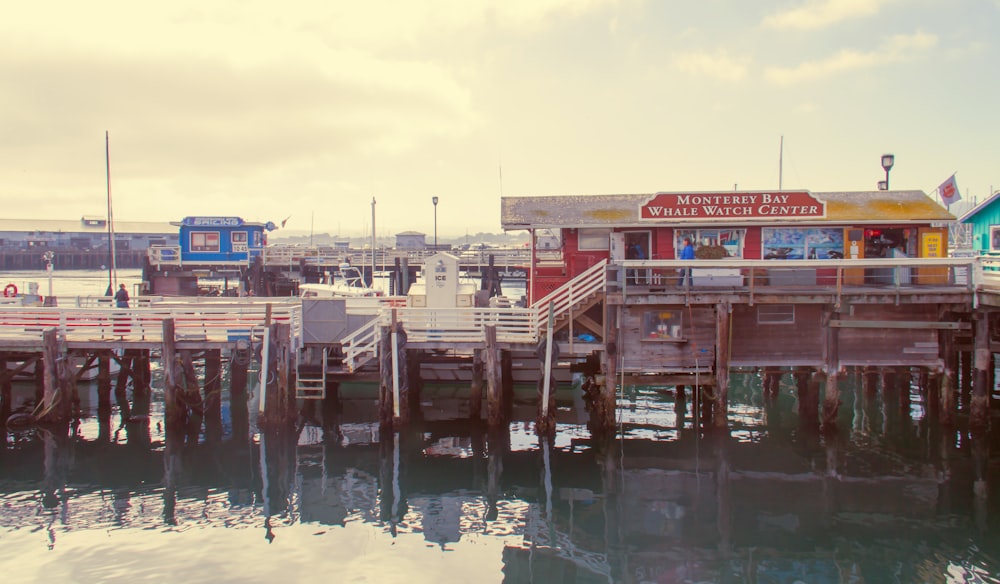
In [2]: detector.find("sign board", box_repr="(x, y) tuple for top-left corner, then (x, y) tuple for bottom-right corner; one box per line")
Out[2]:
(182, 217), (244, 227)
(640, 191), (825, 221)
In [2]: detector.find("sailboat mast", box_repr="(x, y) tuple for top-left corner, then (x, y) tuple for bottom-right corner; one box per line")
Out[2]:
(105, 131), (118, 294)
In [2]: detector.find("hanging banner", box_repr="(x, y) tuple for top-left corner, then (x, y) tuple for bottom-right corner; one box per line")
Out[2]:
(640, 191), (826, 221)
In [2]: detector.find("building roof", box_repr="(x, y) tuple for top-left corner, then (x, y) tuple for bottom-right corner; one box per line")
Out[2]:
(0, 218), (176, 235)
(958, 191), (1000, 223)
(501, 190), (955, 229)
(395, 231), (426, 236)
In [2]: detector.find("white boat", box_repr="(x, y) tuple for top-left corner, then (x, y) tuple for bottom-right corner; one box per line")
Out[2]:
(300, 263), (383, 299)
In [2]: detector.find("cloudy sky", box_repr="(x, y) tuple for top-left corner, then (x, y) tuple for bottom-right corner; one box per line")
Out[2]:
(2, 0), (997, 239)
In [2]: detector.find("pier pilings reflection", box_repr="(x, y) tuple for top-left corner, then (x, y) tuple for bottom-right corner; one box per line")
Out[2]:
(0, 366), (998, 582)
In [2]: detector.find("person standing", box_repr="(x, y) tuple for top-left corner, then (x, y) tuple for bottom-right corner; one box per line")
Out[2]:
(678, 237), (695, 287)
(115, 283), (130, 308)
(626, 241), (645, 284)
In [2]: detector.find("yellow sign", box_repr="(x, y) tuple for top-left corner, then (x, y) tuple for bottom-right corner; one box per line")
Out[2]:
(922, 232), (943, 258)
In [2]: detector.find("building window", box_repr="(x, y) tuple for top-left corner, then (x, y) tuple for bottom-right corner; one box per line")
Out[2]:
(761, 228), (844, 260)
(990, 227), (1000, 253)
(191, 231), (220, 252)
(232, 231), (248, 252)
(675, 229), (745, 258)
(758, 304), (795, 324)
(578, 228), (610, 251)
(642, 310), (684, 340)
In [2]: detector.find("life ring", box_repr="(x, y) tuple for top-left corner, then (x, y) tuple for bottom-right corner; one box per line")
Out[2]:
(3, 283), (17, 298)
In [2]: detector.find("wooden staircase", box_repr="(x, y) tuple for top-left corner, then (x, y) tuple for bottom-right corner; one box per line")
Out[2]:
(533, 259), (608, 339)
(295, 347), (328, 400)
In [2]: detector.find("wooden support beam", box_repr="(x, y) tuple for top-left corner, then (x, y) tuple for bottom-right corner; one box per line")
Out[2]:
(829, 319), (970, 330)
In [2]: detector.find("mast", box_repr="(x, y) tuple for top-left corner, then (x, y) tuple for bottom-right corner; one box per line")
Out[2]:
(105, 131), (118, 295)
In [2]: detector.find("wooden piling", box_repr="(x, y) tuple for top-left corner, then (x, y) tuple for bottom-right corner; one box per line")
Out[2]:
(821, 308), (841, 432)
(969, 311), (992, 431)
(959, 347), (972, 409)
(260, 323), (294, 428)
(470, 348), (484, 420)
(763, 367), (782, 401)
(378, 324), (394, 427)
(713, 302), (731, 429)
(485, 325), (503, 428)
(596, 306), (620, 434)
(501, 349), (513, 419)
(939, 325), (957, 426)
(795, 367), (818, 427)
(97, 353), (112, 412)
(204, 349), (223, 440)
(391, 319), (410, 427)
(0, 357), (10, 424)
(230, 343), (251, 443)
(162, 319), (182, 429)
(38, 328), (70, 423)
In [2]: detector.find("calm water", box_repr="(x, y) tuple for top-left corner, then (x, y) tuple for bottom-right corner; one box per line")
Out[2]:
(1, 270), (999, 583)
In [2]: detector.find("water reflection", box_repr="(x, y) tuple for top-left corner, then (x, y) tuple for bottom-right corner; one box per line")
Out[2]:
(1, 369), (999, 583)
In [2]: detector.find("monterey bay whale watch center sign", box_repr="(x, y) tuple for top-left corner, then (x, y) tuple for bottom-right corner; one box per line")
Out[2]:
(639, 191), (826, 221)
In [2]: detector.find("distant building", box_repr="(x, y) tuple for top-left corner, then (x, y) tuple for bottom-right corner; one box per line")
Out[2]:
(959, 191), (1000, 254)
(0, 216), (177, 251)
(395, 231), (427, 250)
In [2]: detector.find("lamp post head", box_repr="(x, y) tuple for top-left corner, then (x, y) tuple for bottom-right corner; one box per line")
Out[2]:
(881, 154), (894, 172)
(432, 196), (439, 206)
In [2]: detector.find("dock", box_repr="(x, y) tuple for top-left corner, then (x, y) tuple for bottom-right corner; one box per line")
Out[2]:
(2, 254), (1000, 437)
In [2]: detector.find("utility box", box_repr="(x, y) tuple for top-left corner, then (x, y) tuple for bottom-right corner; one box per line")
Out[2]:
(301, 298), (377, 344)
(408, 253), (476, 308)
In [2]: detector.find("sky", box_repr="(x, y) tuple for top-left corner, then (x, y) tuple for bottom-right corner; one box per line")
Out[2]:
(2, 0), (997, 239)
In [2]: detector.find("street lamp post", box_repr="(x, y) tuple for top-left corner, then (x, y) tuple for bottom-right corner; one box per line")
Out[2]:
(42, 250), (55, 306)
(432, 196), (439, 249)
(880, 153), (894, 190)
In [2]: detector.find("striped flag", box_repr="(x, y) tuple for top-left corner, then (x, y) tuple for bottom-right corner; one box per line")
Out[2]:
(937, 173), (960, 207)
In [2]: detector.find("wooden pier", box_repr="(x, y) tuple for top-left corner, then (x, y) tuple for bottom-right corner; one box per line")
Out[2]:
(2, 255), (1000, 437)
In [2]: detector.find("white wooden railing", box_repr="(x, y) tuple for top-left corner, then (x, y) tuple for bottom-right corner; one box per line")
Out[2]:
(0, 301), (302, 347)
(532, 259), (608, 331)
(339, 306), (538, 372)
(338, 262), (606, 372)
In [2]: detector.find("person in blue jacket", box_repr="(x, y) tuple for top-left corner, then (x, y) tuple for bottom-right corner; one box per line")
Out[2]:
(115, 283), (130, 308)
(677, 237), (695, 287)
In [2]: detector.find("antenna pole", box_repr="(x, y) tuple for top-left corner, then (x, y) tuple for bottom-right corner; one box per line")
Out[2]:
(779, 135), (784, 191)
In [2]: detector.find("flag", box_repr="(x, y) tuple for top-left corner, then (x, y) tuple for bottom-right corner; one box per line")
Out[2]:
(937, 173), (961, 207)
